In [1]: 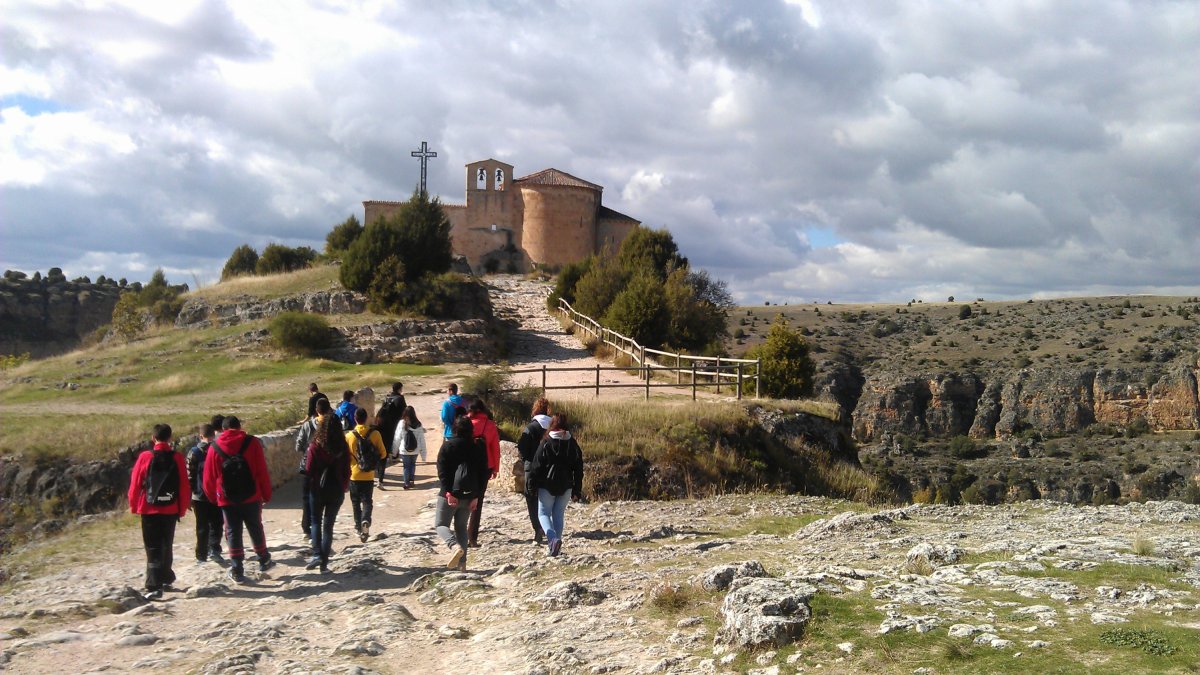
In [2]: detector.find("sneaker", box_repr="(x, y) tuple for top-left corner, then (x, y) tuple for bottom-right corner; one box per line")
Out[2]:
(196, 557), (209, 565)
(447, 544), (466, 569)
(259, 556), (275, 572)
(377, 484), (386, 491)
(209, 551), (226, 565)
(305, 556), (322, 570)
(228, 568), (246, 584)
(359, 521), (370, 543)
(402, 483), (411, 490)
(549, 539), (562, 557)
(144, 588), (163, 601)
(320, 564), (332, 574)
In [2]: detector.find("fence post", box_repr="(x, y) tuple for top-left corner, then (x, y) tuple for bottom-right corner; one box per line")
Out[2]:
(676, 353), (681, 385)
(640, 346), (646, 379)
(737, 363), (743, 400)
(755, 359), (761, 399)
(691, 362), (697, 400)
(645, 364), (650, 400)
(541, 364), (547, 396)
(595, 363), (600, 398)
(716, 356), (722, 394)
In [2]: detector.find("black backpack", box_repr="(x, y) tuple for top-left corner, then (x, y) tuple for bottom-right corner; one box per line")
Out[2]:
(352, 431), (378, 473)
(317, 437), (346, 498)
(451, 455), (480, 499)
(220, 436), (256, 502)
(143, 450), (180, 507)
(404, 427), (418, 452)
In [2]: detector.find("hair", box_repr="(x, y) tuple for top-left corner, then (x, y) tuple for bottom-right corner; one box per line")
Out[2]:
(199, 423), (216, 439)
(210, 414), (226, 430)
(315, 398), (332, 415)
(453, 416), (474, 439)
(549, 413), (568, 432)
(152, 423), (172, 442)
(355, 408), (368, 424)
(313, 412), (338, 448)
(447, 383), (458, 395)
(342, 390), (354, 401)
(531, 397), (550, 417)
(468, 398), (490, 416)
(222, 416), (241, 430)
(308, 382), (318, 393)
(392, 381), (403, 394)
(402, 405), (421, 428)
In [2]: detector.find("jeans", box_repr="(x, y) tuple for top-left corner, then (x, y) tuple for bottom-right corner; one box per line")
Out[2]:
(537, 488), (571, 543)
(349, 480), (374, 529)
(376, 459), (387, 485)
(435, 495), (473, 553)
(466, 475), (490, 544)
(141, 513), (177, 590)
(308, 491), (343, 563)
(192, 499), (223, 560)
(220, 501), (269, 571)
(400, 454), (417, 484)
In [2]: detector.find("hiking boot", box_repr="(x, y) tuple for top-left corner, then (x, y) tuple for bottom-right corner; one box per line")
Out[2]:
(258, 556), (275, 572)
(549, 539), (562, 557)
(305, 556), (322, 570)
(447, 544), (466, 569)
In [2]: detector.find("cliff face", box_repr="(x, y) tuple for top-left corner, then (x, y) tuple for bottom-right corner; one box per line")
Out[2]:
(0, 270), (123, 357)
(850, 364), (1200, 442)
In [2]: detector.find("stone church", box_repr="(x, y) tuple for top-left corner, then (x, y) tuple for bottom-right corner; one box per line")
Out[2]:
(363, 158), (640, 273)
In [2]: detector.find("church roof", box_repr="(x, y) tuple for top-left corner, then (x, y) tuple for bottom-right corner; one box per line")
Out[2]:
(598, 205), (639, 222)
(514, 168), (602, 191)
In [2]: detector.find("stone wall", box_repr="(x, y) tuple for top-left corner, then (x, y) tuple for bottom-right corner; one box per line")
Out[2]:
(174, 290), (367, 329)
(0, 269), (124, 357)
(520, 184), (600, 268)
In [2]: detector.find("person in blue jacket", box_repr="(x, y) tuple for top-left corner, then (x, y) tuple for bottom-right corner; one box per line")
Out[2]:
(439, 383), (464, 439)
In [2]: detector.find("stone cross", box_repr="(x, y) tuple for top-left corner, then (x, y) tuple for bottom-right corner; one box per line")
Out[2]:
(410, 141), (437, 195)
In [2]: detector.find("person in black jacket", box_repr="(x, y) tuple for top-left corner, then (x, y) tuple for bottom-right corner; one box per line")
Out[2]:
(377, 382), (406, 451)
(186, 423), (224, 564)
(529, 413), (584, 558)
(515, 397), (552, 544)
(435, 416), (488, 570)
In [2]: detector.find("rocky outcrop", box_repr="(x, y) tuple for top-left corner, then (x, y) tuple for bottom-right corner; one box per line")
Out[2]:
(0, 269), (124, 357)
(851, 364), (1200, 442)
(174, 291), (368, 328)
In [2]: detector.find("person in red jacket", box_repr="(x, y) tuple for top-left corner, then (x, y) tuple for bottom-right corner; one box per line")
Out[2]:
(466, 398), (501, 548)
(127, 423), (189, 599)
(202, 415), (274, 583)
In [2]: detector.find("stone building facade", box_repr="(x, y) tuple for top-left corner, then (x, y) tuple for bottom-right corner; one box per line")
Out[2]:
(363, 159), (640, 273)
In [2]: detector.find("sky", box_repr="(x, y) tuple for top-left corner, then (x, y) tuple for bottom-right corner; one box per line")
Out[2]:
(1, 0), (1197, 304)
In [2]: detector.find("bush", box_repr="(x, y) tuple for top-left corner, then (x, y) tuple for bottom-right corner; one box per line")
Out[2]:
(269, 312), (333, 354)
(221, 244), (259, 280)
(325, 214), (363, 256)
(256, 243), (316, 275)
(746, 316), (815, 399)
(603, 272), (670, 347)
(617, 227), (687, 280)
(949, 435), (986, 459)
(111, 292), (145, 341)
(573, 253), (628, 319)
(548, 256), (594, 310)
(342, 190), (453, 293)
(958, 304), (973, 319)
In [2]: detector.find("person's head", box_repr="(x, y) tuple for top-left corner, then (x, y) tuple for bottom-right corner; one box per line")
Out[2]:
(402, 405), (421, 427)
(315, 398), (332, 416)
(153, 423), (172, 443)
(392, 382), (403, 394)
(549, 413), (568, 432)
(199, 423), (215, 440)
(313, 413), (338, 447)
(447, 383), (458, 396)
(355, 408), (368, 425)
(223, 416), (241, 431)
(308, 382), (318, 394)
(342, 390), (354, 402)
(453, 416), (474, 439)
(468, 398), (490, 417)
(531, 397), (550, 417)
(210, 414), (226, 431)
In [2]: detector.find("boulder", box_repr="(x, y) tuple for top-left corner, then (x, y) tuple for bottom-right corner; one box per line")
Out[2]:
(714, 578), (817, 648)
(699, 561), (769, 591)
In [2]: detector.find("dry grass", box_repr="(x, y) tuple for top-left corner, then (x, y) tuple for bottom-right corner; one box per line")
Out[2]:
(185, 265), (342, 303)
(1132, 536), (1155, 556)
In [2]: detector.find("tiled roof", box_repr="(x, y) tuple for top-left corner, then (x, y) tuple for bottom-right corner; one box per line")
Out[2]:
(514, 168), (602, 191)
(598, 205), (639, 222)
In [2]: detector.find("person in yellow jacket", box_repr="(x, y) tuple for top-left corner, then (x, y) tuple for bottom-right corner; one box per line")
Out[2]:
(346, 408), (387, 543)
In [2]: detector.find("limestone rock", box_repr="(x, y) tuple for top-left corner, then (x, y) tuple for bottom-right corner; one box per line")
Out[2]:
(714, 578), (817, 648)
(699, 560), (768, 591)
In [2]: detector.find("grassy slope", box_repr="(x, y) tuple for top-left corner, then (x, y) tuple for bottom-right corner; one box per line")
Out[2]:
(730, 295), (1200, 374)
(0, 266), (441, 460)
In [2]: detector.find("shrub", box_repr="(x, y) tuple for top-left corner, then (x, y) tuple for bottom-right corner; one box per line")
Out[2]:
(572, 253), (628, 319)
(221, 244), (259, 280)
(949, 435), (986, 459)
(1131, 536), (1155, 556)
(603, 272), (670, 347)
(111, 292), (145, 341)
(547, 256), (593, 310)
(324, 214), (363, 255)
(256, 243), (316, 275)
(746, 316), (815, 399)
(342, 190), (453, 293)
(617, 226), (687, 280)
(958, 304), (973, 319)
(268, 312), (333, 354)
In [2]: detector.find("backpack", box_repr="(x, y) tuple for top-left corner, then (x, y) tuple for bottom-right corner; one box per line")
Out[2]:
(220, 436), (257, 502)
(352, 431), (378, 473)
(186, 441), (209, 497)
(404, 428), (418, 452)
(316, 439), (346, 499)
(340, 407), (356, 432)
(451, 451), (480, 498)
(143, 450), (180, 507)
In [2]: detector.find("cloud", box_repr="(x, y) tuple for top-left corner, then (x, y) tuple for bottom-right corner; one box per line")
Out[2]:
(0, 0), (1195, 308)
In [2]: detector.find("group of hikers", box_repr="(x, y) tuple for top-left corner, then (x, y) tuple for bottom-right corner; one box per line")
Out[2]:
(126, 380), (584, 598)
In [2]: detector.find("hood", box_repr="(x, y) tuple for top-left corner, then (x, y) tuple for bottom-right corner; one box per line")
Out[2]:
(217, 428), (247, 451)
(533, 414), (552, 429)
(548, 429), (571, 441)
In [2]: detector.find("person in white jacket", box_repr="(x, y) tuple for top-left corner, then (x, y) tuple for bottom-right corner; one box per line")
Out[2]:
(392, 406), (427, 489)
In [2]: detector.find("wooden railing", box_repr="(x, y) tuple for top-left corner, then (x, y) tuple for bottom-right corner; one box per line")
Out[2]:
(553, 298), (760, 399)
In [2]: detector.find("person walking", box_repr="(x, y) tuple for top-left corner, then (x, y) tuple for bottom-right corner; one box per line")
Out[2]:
(435, 416), (488, 570)
(294, 401), (327, 538)
(203, 416), (274, 583)
(346, 408), (387, 542)
(516, 398), (552, 544)
(335, 390), (358, 432)
(304, 407), (350, 573)
(128, 424), (190, 599)
(186, 423), (224, 564)
(439, 383), (464, 440)
(305, 383), (328, 421)
(466, 399), (500, 548)
(393, 405), (427, 489)
(529, 413), (584, 557)
(377, 382), (407, 451)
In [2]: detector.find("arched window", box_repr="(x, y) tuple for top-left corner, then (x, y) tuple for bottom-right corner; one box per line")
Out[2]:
(495, 168), (505, 190)
(476, 167), (487, 190)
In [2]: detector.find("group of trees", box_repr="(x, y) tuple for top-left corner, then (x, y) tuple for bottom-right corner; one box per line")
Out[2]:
(111, 269), (188, 340)
(552, 228), (733, 355)
(221, 243), (317, 280)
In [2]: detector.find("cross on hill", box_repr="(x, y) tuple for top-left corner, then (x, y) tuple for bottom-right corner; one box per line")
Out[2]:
(411, 141), (437, 194)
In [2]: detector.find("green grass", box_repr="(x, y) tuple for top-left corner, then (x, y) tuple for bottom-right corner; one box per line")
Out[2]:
(718, 513), (826, 537)
(1013, 561), (1192, 592)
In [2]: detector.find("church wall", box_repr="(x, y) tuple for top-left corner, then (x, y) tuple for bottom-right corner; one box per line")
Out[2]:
(519, 184), (598, 269)
(363, 201), (405, 227)
(596, 218), (638, 256)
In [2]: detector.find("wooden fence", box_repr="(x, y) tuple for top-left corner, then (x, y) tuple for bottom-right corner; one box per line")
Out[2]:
(551, 298), (761, 399)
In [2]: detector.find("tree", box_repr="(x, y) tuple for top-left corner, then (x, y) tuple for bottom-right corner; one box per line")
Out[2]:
(747, 316), (815, 399)
(603, 272), (670, 347)
(111, 292), (145, 341)
(342, 190), (452, 292)
(572, 252), (628, 319)
(617, 226), (687, 280)
(256, 244), (316, 275)
(325, 214), (363, 255)
(548, 256), (594, 310)
(221, 244), (259, 280)
(663, 268), (728, 353)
